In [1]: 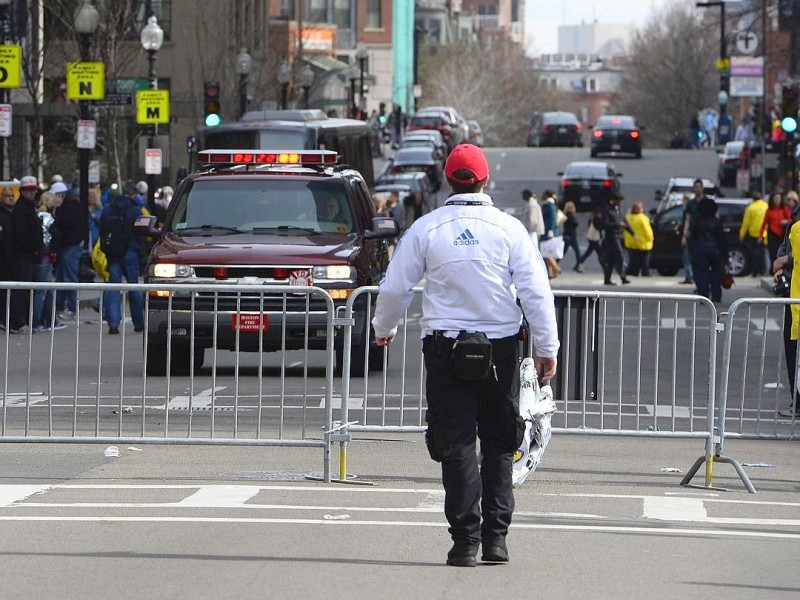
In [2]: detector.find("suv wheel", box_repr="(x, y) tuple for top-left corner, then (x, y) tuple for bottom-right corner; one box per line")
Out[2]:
(145, 337), (205, 376)
(727, 244), (750, 277)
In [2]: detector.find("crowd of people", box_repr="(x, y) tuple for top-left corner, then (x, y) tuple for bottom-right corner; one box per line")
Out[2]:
(0, 173), (173, 336)
(517, 188), (654, 285)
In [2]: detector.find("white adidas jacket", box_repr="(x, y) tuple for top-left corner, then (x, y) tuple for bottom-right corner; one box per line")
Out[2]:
(372, 192), (560, 358)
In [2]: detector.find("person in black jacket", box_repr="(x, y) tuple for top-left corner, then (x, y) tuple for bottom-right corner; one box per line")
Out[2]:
(691, 195), (725, 302)
(8, 176), (44, 333)
(50, 182), (88, 320)
(0, 186), (14, 325)
(601, 194), (634, 285)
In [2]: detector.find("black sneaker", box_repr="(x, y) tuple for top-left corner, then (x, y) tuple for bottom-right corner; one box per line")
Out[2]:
(604, 280), (616, 286)
(621, 278), (631, 284)
(481, 539), (509, 563)
(108, 326), (120, 335)
(446, 544), (478, 568)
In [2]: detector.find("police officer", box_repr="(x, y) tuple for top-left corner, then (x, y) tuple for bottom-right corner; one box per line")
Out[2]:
(371, 144), (559, 567)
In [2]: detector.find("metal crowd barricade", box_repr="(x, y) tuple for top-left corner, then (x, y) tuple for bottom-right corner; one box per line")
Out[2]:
(682, 297), (800, 493)
(337, 287), (718, 485)
(0, 281), (337, 482)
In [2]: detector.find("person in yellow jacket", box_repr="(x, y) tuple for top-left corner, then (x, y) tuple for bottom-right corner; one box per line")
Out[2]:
(623, 202), (654, 276)
(739, 192), (768, 276)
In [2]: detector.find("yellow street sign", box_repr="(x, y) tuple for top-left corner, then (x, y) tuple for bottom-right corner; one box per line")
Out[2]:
(0, 45), (22, 88)
(136, 90), (170, 124)
(66, 62), (105, 100)
(715, 58), (731, 71)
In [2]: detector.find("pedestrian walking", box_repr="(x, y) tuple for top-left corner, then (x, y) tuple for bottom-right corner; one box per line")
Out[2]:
(561, 201), (581, 269)
(519, 189), (544, 247)
(681, 181), (714, 285)
(575, 206), (604, 272)
(691, 195), (725, 302)
(8, 176), (44, 333)
(739, 191), (768, 277)
(51, 182), (87, 321)
(623, 202), (654, 276)
(601, 194), (633, 285)
(0, 186), (14, 324)
(99, 183), (146, 335)
(371, 144), (559, 567)
(773, 200), (800, 418)
(760, 191), (791, 274)
(539, 190), (563, 279)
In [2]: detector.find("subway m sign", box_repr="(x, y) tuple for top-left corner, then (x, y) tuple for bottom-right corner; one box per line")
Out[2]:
(136, 89), (170, 124)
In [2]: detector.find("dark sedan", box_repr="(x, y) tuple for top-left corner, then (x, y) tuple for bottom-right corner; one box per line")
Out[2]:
(591, 115), (642, 158)
(527, 111), (583, 147)
(388, 147), (443, 191)
(649, 198), (752, 277)
(558, 161), (622, 211)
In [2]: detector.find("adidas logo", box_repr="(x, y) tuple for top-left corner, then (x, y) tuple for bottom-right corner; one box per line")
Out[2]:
(453, 228), (479, 246)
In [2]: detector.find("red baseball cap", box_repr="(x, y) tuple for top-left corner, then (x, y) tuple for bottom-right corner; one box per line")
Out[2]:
(444, 143), (489, 184)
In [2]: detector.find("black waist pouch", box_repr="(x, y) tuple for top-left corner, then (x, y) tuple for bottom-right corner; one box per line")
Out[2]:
(452, 331), (493, 380)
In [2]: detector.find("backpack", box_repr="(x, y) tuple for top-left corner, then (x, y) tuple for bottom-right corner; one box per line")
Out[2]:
(100, 198), (134, 259)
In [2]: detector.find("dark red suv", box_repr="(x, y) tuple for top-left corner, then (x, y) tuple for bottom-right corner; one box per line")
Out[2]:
(406, 113), (454, 150)
(142, 150), (399, 376)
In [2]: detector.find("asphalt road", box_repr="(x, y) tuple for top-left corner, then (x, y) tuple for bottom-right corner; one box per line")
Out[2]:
(1, 147), (798, 598)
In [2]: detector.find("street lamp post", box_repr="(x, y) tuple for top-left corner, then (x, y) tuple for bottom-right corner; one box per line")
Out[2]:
(355, 42), (368, 116)
(74, 0), (99, 249)
(298, 64), (313, 110)
(347, 64), (359, 118)
(235, 48), (252, 119)
(277, 60), (291, 110)
(0, 0), (11, 180)
(696, 1), (731, 121)
(140, 15), (163, 215)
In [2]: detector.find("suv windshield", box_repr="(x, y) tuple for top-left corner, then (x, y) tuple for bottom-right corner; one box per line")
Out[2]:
(544, 113), (577, 125)
(410, 116), (445, 127)
(169, 179), (355, 234)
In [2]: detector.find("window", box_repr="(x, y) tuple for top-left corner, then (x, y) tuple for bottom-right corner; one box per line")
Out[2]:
(366, 0), (381, 28)
(308, 0), (326, 23)
(44, 0), (171, 41)
(334, 0), (352, 30)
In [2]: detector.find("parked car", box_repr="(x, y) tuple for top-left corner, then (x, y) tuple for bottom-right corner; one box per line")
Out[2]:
(654, 177), (722, 213)
(558, 161), (622, 211)
(407, 112), (457, 151)
(467, 119), (485, 146)
(527, 111), (583, 147)
(388, 146), (443, 191)
(591, 115), (643, 158)
(649, 197), (752, 277)
(417, 106), (468, 147)
(398, 137), (445, 160)
(403, 129), (448, 158)
(717, 141), (764, 187)
(375, 171), (436, 209)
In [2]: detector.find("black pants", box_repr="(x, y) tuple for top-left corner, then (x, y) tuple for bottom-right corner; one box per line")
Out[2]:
(9, 256), (36, 329)
(422, 333), (523, 549)
(602, 235), (627, 281)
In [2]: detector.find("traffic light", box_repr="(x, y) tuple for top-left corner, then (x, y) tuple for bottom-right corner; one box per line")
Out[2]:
(781, 85), (798, 133)
(204, 81), (221, 127)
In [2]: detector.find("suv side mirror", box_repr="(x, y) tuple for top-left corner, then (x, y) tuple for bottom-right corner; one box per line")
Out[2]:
(366, 216), (400, 239)
(134, 214), (160, 237)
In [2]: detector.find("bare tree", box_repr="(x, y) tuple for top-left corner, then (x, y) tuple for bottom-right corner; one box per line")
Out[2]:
(419, 39), (565, 146)
(616, 2), (719, 146)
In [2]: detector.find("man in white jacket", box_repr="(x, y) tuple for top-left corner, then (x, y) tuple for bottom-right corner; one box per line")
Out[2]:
(520, 188), (544, 246)
(372, 144), (559, 567)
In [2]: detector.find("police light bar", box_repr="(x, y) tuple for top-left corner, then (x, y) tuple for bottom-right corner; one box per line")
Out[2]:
(198, 150), (338, 167)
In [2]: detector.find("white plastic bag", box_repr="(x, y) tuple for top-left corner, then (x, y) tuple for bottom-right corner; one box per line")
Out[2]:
(512, 358), (557, 486)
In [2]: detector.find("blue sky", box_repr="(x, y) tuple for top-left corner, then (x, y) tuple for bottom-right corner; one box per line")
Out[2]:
(524, 0), (671, 54)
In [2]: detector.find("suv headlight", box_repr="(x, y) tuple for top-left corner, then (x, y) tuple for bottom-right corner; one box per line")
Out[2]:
(151, 263), (194, 278)
(312, 265), (356, 283)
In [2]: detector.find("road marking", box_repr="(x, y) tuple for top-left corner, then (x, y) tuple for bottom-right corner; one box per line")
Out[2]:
(0, 392), (47, 407)
(642, 404), (692, 419)
(177, 485), (261, 506)
(155, 386), (227, 411)
(0, 485), (50, 507)
(0, 515), (797, 540)
(320, 396), (364, 409)
(643, 496), (707, 521)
